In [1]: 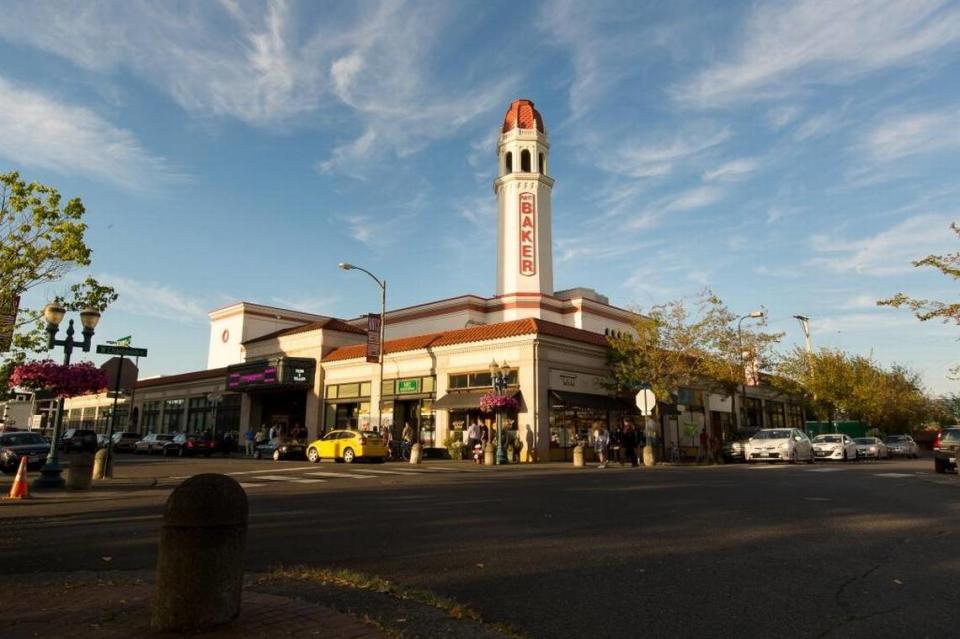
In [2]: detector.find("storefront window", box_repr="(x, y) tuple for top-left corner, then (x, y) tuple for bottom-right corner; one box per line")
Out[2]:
(162, 398), (184, 433)
(743, 397), (762, 429)
(217, 395), (241, 433)
(764, 401), (785, 428)
(448, 370), (517, 389)
(187, 396), (211, 432)
(786, 403), (804, 429)
(142, 401), (160, 431)
(419, 399), (435, 447)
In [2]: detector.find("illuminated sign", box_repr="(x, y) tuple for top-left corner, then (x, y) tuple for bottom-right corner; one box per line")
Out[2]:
(518, 192), (536, 276)
(226, 358), (315, 391)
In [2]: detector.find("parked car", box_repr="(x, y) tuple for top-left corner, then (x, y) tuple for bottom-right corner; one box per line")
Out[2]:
(134, 433), (175, 454)
(96, 433), (110, 448)
(933, 427), (960, 474)
(745, 428), (814, 463)
(884, 434), (919, 458)
(854, 437), (888, 460)
(111, 432), (141, 453)
(812, 434), (859, 461)
(60, 428), (98, 453)
(306, 430), (388, 463)
(253, 437), (306, 461)
(0, 432), (50, 473)
(163, 433), (215, 457)
(720, 429), (759, 463)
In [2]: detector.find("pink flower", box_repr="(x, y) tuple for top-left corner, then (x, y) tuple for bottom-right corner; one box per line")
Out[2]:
(479, 393), (519, 413)
(9, 360), (108, 398)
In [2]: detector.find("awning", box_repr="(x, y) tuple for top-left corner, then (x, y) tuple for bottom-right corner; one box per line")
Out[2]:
(550, 390), (632, 411)
(433, 389), (523, 410)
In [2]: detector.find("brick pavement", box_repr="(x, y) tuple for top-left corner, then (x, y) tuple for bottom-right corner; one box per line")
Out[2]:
(5, 577), (386, 639)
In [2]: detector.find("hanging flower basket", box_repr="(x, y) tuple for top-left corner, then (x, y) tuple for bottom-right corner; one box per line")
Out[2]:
(479, 393), (519, 414)
(8, 360), (108, 398)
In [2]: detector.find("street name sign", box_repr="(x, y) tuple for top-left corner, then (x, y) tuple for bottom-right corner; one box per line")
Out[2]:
(97, 344), (148, 357)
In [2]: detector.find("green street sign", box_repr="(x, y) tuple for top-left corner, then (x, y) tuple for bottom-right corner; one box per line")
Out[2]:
(97, 344), (148, 357)
(115, 335), (132, 347)
(397, 378), (419, 393)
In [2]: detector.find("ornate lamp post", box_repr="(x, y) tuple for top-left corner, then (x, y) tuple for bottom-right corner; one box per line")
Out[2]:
(737, 310), (765, 431)
(33, 302), (101, 489)
(489, 359), (512, 465)
(338, 263), (386, 433)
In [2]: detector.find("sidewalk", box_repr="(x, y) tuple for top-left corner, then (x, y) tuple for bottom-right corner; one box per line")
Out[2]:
(3, 569), (522, 639)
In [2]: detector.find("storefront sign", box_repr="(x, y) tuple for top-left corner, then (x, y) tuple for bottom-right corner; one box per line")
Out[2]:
(366, 313), (381, 363)
(0, 294), (20, 352)
(518, 192), (536, 276)
(549, 370), (608, 395)
(228, 364), (278, 389)
(397, 378), (419, 393)
(226, 358), (314, 390)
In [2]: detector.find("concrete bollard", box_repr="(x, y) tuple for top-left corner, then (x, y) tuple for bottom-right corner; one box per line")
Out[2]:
(152, 474), (248, 632)
(573, 444), (585, 467)
(409, 443), (423, 464)
(643, 444), (656, 467)
(483, 442), (495, 466)
(66, 452), (94, 490)
(92, 448), (113, 479)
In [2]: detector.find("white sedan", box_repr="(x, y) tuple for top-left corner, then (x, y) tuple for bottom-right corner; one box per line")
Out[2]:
(745, 428), (814, 463)
(854, 437), (888, 460)
(883, 434), (919, 458)
(812, 434), (859, 461)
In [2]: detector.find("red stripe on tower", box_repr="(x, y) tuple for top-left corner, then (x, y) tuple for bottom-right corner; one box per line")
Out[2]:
(518, 192), (536, 276)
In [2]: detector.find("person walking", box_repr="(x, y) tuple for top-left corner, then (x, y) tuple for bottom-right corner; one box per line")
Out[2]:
(622, 419), (638, 467)
(244, 427), (255, 456)
(591, 421), (610, 469)
(255, 424), (267, 449)
(401, 421), (414, 459)
(269, 423), (279, 444)
(699, 427), (709, 464)
(466, 419), (480, 453)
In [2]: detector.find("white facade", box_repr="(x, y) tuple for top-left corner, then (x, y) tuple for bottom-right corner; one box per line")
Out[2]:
(207, 302), (332, 369)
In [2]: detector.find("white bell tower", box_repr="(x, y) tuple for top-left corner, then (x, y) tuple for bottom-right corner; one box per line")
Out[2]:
(494, 99), (554, 296)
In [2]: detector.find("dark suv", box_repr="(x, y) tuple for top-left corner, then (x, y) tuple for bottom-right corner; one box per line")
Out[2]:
(933, 427), (960, 474)
(60, 428), (98, 453)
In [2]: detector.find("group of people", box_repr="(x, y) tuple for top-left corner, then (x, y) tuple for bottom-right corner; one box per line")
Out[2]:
(241, 422), (308, 456)
(589, 418), (646, 469)
(465, 418), (521, 463)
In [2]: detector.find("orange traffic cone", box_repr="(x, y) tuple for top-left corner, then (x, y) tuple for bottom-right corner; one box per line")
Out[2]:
(8, 456), (29, 499)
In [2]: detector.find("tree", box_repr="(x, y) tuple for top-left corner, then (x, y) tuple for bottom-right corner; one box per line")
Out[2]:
(878, 222), (960, 324)
(1, 172), (117, 391)
(607, 290), (782, 403)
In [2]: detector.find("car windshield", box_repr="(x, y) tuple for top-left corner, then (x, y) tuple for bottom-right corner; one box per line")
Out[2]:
(854, 438), (874, 445)
(731, 431), (757, 442)
(814, 435), (842, 443)
(753, 430), (793, 440)
(0, 433), (46, 446)
(884, 436), (906, 443)
(157, 434), (174, 441)
(942, 429), (960, 442)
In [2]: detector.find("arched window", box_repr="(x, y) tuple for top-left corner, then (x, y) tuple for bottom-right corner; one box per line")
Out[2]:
(539, 152), (545, 174)
(505, 152), (513, 174)
(520, 149), (531, 172)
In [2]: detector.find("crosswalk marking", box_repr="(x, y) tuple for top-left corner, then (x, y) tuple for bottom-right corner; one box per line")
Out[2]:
(239, 482), (265, 488)
(255, 475), (311, 481)
(349, 468), (428, 475)
(227, 466), (316, 476)
(874, 473), (913, 478)
(304, 471), (374, 479)
(806, 467), (847, 472)
(288, 478), (327, 484)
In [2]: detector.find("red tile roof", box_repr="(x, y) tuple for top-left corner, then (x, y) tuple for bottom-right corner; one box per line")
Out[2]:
(323, 318), (607, 362)
(137, 367), (228, 389)
(243, 318), (365, 345)
(502, 99), (545, 134)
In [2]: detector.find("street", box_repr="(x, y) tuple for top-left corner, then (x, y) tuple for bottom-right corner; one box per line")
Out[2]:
(2, 455), (958, 638)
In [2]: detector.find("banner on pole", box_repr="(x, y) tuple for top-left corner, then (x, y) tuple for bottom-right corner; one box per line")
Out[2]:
(0, 294), (20, 352)
(366, 314), (381, 363)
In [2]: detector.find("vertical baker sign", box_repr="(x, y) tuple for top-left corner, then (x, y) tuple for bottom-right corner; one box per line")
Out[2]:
(518, 192), (536, 276)
(366, 313), (381, 363)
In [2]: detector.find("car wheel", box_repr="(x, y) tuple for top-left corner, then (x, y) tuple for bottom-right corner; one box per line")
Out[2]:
(790, 450), (798, 464)
(307, 447), (319, 463)
(934, 458), (946, 473)
(343, 447), (356, 464)
(273, 449), (281, 462)
(253, 450), (262, 460)
(178, 447), (185, 457)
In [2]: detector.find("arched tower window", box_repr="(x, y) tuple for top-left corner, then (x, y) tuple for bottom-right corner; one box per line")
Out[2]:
(505, 151), (513, 174)
(538, 152), (545, 174)
(520, 149), (531, 172)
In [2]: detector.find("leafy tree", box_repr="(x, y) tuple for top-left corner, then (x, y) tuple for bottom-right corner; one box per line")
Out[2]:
(878, 222), (960, 324)
(1, 171), (117, 392)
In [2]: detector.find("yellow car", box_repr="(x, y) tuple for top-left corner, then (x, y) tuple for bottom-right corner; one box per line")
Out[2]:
(306, 430), (388, 463)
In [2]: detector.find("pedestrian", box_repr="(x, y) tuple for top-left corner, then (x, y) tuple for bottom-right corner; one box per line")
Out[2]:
(221, 431), (233, 457)
(244, 427), (254, 456)
(609, 425), (622, 465)
(699, 427), (709, 464)
(401, 421), (414, 459)
(591, 421), (610, 469)
(255, 424), (267, 448)
(466, 419), (480, 454)
(269, 423), (279, 443)
(622, 419), (638, 467)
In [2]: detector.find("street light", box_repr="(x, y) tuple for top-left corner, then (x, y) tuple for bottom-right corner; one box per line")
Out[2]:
(33, 302), (101, 489)
(489, 359), (512, 464)
(793, 315), (812, 353)
(737, 310), (765, 432)
(339, 262), (386, 433)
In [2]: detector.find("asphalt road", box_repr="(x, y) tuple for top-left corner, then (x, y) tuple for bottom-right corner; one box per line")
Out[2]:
(2, 454), (958, 638)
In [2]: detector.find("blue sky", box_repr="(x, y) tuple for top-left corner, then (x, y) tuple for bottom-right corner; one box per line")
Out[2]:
(2, 0), (959, 393)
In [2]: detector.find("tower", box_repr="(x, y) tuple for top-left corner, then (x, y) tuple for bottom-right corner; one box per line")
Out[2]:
(494, 99), (555, 296)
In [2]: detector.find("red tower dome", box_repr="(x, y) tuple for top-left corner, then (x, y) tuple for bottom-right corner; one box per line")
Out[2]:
(502, 99), (545, 134)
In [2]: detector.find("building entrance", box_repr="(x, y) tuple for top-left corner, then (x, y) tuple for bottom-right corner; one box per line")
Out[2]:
(254, 390), (306, 438)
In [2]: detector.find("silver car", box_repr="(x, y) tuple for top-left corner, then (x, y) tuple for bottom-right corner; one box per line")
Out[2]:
(812, 434), (859, 461)
(883, 434), (919, 458)
(854, 437), (888, 460)
(745, 428), (814, 463)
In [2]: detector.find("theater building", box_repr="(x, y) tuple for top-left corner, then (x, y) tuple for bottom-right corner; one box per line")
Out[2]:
(130, 99), (802, 460)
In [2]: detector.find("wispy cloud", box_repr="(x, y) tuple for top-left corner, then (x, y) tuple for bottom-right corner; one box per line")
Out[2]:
(673, 0), (960, 107)
(861, 107), (960, 163)
(810, 214), (955, 275)
(0, 75), (175, 189)
(602, 125), (731, 179)
(101, 274), (207, 323)
(270, 295), (339, 315)
(766, 105), (803, 130)
(626, 185), (726, 229)
(702, 157), (759, 182)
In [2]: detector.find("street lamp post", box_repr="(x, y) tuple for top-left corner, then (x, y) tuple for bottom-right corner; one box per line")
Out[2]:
(489, 359), (512, 465)
(339, 263), (386, 433)
(33, 303), (101, 489)
(737, 310), (765, 432)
